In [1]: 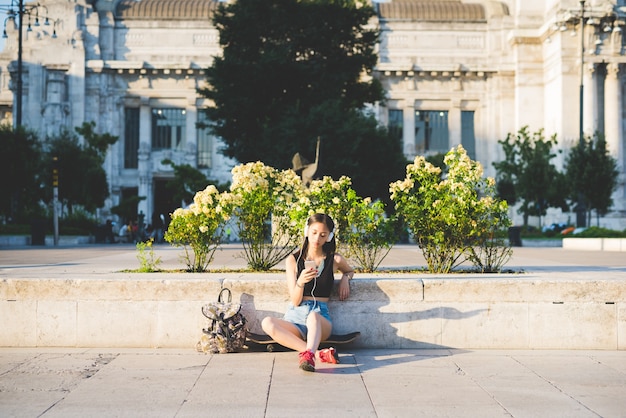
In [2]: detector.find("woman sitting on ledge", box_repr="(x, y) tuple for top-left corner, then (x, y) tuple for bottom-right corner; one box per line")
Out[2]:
(261, 213), (354, 372)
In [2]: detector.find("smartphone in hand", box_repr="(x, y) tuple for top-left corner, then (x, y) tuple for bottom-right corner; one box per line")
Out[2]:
(304, 260), (316, 271)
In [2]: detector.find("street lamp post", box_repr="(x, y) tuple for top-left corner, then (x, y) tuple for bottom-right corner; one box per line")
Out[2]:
(2, 0), (50, 128)
(16, 0), (23, 127)
(576, 0), (586, 228)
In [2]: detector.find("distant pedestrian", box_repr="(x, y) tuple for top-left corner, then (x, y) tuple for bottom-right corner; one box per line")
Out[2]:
(118, 221), (133, 243)
(152, 211), (164, 243)
(105, 220), (115, 244)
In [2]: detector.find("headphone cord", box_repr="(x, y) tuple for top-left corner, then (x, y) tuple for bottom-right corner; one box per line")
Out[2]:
(297, 246), (324, 309)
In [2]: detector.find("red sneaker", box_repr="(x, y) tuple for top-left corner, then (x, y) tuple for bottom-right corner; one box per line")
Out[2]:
(298, 350), (315, 372)
(318, 347), (338, 364)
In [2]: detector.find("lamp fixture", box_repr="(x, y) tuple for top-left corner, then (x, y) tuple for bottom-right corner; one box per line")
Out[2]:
(0, 0), (56, 127)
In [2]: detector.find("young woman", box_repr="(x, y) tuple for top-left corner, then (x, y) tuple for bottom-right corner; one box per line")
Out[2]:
(261, 213), (354, 372)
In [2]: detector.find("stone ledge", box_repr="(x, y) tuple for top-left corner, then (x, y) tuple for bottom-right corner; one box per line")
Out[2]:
(1, 274), (624, 350)
(563, 238), (626, 251)
(0, 235), (93, 246)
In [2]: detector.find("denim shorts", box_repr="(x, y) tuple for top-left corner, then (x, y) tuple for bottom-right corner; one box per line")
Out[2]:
(283, 300), (332, 338)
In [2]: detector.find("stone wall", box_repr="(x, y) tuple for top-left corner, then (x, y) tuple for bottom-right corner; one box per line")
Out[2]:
(1, 272), (624, 350)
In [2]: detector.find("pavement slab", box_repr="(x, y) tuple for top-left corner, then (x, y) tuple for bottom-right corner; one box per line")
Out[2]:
(1, 348), (625, 417)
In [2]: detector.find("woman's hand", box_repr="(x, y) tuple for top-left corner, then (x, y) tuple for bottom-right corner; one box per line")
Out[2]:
(296, 265), (317, 287)
(338, 276), (350, 300)
(334, 253), (354, 301)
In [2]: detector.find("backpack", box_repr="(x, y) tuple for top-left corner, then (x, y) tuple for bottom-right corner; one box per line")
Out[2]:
(196, 288), (247, 354)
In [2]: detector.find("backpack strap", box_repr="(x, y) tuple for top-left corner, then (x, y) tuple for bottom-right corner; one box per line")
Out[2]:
(218, 287), (232, 303)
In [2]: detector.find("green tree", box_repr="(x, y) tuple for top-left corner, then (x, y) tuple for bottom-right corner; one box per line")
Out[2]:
(43, 123), (118, 214)
(493, 126), (567, 226)
(564, 134), (619, 226)
(75, 121), (118, 156)
(0, 125), (44, 223)
(200, 0), (406, 204)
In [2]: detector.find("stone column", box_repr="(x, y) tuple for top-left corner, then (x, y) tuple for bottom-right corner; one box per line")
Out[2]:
(403, 102), (416, 158)
(604, 63), (624, 207)
(185, 99), (197, 167)
(137, 99), (152, 218)
(448, 100), (462, 148)
(583, 63), (597, 137)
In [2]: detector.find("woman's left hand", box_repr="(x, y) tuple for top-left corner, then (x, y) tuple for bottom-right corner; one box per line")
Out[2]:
(338, 277), (350, 301)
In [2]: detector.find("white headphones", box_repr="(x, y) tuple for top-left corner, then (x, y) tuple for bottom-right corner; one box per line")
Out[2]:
(304, 223), (334, 242)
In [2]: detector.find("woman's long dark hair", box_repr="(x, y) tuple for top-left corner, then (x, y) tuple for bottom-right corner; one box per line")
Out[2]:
(298, 213), (336, 261)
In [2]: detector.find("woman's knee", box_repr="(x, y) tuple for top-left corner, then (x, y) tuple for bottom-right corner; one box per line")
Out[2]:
(261, 316), (275, 333)
(306, 311), (324, 327)
(307, 312), (332, 336)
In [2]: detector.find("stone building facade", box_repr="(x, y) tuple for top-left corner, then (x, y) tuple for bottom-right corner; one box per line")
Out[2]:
(0, 0), (624, 228)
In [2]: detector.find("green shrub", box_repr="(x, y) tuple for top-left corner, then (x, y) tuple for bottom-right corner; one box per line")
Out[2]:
(390, 145), (511, 273)
(287, 175), (397, 273)
(0, 224), (31, 235)
(165, 185), (232, 272)
(61, 210), (98, 235)
(136, 239), (162, 272)
(223, 162), (303, 271)
(573, 227), (626, 238)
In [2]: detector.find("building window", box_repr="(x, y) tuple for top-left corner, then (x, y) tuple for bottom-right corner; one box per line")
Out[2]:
(461, 111), (476, 160)
(415, 110), (448, 154)
(388, 109), (403, 141)
(151, 108), (186, 151)
(124, 108), (139, 169)
(197, 110), (212, 168)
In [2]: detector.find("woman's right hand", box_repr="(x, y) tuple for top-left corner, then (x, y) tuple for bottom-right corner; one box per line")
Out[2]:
(297, 266), (317, 286)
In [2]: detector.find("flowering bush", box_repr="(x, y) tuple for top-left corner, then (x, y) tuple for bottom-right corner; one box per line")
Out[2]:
(463, 175), (512, 272)
(390, 145), (511, 273)
(164, 185), (231, 272)
(225, 161), (304, 271)
(287, 175), (397, 272)
(342, 197), (396, 273)
(288, 176), (355, 239)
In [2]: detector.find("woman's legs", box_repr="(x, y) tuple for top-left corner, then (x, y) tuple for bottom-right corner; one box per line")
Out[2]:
(261, 317), (307, 352)
(305, 312), (332, 353)
(261, 312), (331, 353)
(263, 313), (333, 372)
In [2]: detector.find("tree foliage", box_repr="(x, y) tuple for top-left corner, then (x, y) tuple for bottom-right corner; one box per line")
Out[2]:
(200, 0), (406, 204)
(564, 133), (619, 225)
(111, 195), (146, 223)
(493, 126), (567, 226)
(161, 159), (230, 209)
(42, 123), (118, 214)
(0, 125), (44, 222)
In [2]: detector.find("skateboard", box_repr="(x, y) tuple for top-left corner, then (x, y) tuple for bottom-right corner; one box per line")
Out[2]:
(246, 331), (360, 353)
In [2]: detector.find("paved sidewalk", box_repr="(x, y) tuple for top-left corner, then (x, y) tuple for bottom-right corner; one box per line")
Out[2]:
(1, 242), (626, 275)
(1, 347), (625, 417)
(1, 245), (625, 417)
